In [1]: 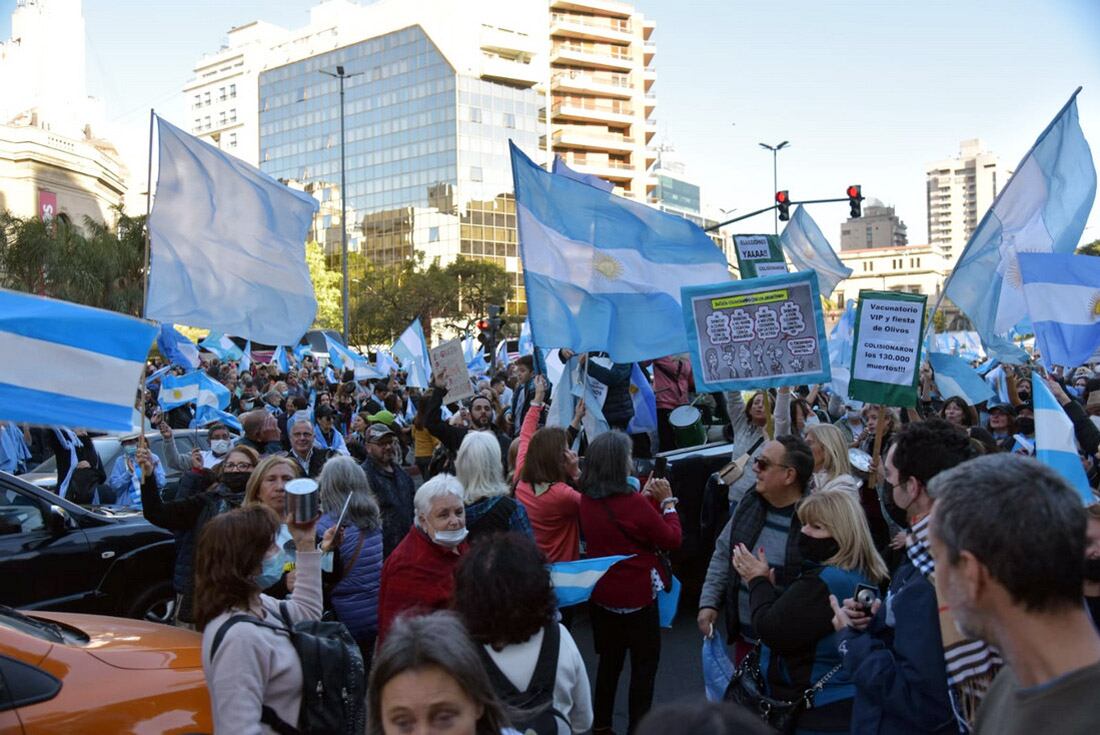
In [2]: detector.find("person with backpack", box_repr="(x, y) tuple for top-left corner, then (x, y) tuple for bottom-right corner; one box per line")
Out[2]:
(194, 504), (347, 734)
(453, 533), (593, 735)
(455, 431), (534, 543)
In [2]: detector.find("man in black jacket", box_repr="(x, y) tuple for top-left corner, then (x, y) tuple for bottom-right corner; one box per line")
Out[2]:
(422, 381), (511, 471)
(283, 417), (332, 479)
(360, 423), (414, 558)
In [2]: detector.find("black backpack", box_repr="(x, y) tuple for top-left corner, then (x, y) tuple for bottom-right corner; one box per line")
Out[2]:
(477, 622), (570, 735)
(210, 602), (366, 735)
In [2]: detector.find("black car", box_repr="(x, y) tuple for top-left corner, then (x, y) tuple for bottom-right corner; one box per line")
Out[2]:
(0, 471), (176, 624)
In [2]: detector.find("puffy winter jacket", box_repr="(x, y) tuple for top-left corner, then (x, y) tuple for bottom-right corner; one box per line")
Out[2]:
(317, 513), (383, 639)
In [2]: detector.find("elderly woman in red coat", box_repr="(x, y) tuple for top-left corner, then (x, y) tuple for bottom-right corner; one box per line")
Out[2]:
(376, 473), (468, 642)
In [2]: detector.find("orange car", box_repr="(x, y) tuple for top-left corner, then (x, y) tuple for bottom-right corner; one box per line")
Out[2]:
(0, 606), (211, 734)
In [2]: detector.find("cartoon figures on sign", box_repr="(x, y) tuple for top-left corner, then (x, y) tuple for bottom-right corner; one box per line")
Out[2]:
(705, 348), (720, 381)
(738, 344), (753, 377)
(765, 343), (784, 374)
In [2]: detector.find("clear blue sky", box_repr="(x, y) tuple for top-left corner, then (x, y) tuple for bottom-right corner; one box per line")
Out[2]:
(3, 0), (1099, 245)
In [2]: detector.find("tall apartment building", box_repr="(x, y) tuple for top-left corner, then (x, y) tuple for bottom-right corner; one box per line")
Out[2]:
(926, 138), (1010, 264)
(839, 198), (908, 251)
(546, 0), (657, 202)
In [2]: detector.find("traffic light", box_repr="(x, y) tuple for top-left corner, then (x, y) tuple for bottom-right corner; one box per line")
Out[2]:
(775, 190), (791, 221)
(847, 185), (863, 218)
(476, 318), (491, 348)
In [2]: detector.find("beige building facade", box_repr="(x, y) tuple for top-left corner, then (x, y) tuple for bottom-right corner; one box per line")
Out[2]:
(926, 138), (1010, 265)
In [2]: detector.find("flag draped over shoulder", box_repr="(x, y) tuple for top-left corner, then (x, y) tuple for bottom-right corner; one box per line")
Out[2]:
(0, 290), (157, 432)
(780, 205), (852, 297)
(1018, 252), (1100, 368)
(512, 142), (730, 363)
(943, 90), (1096, 361)
(146, 115), (320, 345)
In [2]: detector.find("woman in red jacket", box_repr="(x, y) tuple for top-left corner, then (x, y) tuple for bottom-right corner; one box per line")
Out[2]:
(579, 431), (681, 735)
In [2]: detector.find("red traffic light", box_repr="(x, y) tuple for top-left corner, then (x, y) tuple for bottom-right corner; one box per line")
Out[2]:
(476, 319), (490, 331)
(775, 190), (789, 204)
(846, 185), (861, 199)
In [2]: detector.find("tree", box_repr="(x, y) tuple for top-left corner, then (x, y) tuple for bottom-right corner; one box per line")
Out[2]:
(447, 256), (512, 332)
(305, 241), (342, 331)
(351, 253), (456, 347)
(1077, 239), (1100, 257)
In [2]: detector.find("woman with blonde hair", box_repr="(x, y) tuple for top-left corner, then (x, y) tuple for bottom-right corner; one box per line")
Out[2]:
(805, 424), (862, 496)
(730, 489), (887, 733)
(244, 454), (301, 516)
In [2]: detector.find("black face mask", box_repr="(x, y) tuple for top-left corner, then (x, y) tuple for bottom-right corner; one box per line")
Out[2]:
(221, 471), (251, 492)
(1085, 557), (1100, 583)
(798, 532), (841, 565)
(1016, 417), (1035, 436)
(883, 485), (912, 528)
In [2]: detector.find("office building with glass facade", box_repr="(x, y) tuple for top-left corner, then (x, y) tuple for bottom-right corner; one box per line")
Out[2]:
(258, 24), (541, 314)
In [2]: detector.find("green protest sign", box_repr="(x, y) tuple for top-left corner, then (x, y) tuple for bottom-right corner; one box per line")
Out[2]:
(734, 234), (788, 280)
(848, 290), (927, 408)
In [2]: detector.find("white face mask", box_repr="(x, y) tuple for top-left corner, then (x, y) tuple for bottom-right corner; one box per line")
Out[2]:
(432, 527), (469, 547)
(210, 439), (231, 456)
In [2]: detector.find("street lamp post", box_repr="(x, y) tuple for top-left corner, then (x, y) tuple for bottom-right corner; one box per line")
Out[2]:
(320, 65), (363, 345)
(758, 140), (790, 235)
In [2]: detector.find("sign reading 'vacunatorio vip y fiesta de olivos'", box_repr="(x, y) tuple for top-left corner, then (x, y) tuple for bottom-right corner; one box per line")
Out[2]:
(848, 290), (928, 408)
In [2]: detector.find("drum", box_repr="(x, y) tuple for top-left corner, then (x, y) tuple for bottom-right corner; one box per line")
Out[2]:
(669, 405), (706, 448)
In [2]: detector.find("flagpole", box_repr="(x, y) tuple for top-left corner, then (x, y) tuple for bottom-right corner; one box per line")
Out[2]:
(142, 109), (155, 318)
(925, 86), (1084, 338)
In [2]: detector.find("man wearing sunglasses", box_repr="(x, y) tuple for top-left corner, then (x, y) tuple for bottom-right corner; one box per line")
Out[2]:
(698, 434), (812, 661)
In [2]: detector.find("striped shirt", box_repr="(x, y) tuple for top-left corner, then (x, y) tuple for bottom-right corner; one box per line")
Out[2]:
(738, 503), (796, 636)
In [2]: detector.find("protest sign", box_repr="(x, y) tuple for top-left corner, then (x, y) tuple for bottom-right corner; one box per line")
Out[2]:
(682, 271), (830, 392)
(429, 339), (474, 404)
(734, 234), (788, 279)
(848, 290), (927, 407)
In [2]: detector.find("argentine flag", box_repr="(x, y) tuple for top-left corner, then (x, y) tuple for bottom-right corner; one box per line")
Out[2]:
(191, 404), (243, 433)
(1019, 252), (1100, 368)
(392, 319), (431, 389)
(928, 352), (995, 405)
(272, 345), (290, 374)
(626, 363), (658, 435)
(0, 290), (157, 432)
(156, 324), (200, 369)
(942, 89), (1096, 361)
(549, 555), (632, 607)
(1032, 373), (1092, 503)
(159, 372), (231, 411)
(200, 331), (243, 361)
(552, 155), (614, 193)
(780, 206), (853, 297)
(511, 142), (730, 363)
(293, 342), (312, 362)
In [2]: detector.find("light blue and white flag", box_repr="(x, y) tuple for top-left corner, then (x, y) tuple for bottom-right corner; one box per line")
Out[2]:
(780, 206), (853, 297)
(467, 347), (489, 377)
(942, 90), (1096, 362)
(239, 340), (252, 374)
(156, 324), (200, 370)
(191, 403), (243, 433)
(392, 319), (431, 389)
(158, 371), (231, 411)
(495, 337), (510, 368)
(0, 290), (157, 432)
(1018, 252), (1100, 368)
(626, 363), (658, 434)
(376, 350), (400, 376)
(512, 142), (731, 363)
(1032, 372), (1092, 503)
(463, 334), (477, 362)
(549, 555), (632, 607)
(828, 299), (857, 398)
(145, 365), (171, 388)
(293, 342), (312, 363)
(200, 331), (243, 361)
(552, 155), (615, 193)
(146, 115), (319, 345)
(325, 335), (361, 373)
(518, 318), (534, 356)
(928, 352), (996, 405)
(272, 345), (290, 374)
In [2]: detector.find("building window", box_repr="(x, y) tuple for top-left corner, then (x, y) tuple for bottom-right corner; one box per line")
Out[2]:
(204, 116), (211, 130)
(229, 83), (237, 98)
(229, 109), (237, 122)
(916, 257), (921, 267)
(228, 132), (237, 148)
(835, 290), (844, 305)
(468, 106), (482, 123)
(218, 86), (226, 101)
(429, 226), (440, 242)
(194, 118), (201, 130)
(470, 166), (483, 182)
(203, 91), (211, 106)
(218, 111), (227, 126)
(502, 112), (515, 129)
(193, 94), (201, 109)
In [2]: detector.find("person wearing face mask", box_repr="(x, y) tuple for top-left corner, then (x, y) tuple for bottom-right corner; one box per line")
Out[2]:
(107, 432), (166, 507)
(731, 490), (887, 733)
(829, 419), (987, 735)
(160, 421), (235, 475)
(376, 473), (469, 643)
(195, 504), (337, 735)
(362, 422), (416, 558)
(833, 402), (864, 444)
(140, 445), (260, 627)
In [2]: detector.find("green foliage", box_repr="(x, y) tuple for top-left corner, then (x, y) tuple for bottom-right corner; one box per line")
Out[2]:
(0, 208), (144, 315)
(1076, 238), (1100, 256)
(305, 241), (343, 330)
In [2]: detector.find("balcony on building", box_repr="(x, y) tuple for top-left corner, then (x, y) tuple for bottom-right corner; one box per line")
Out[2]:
(550, 0), (634, 19)
(553, 125), (635, 153)
(558, 152), (634, 182)
(551, 40), (633, 72)
(552, 97), (634, 125)
(550, 12), (633, 44)
(480, 52), (541, 87)
(479, 24), (541, 57)
(551, 69), (633, 99)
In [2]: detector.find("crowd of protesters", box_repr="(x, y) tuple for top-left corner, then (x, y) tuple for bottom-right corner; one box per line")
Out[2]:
(5, 339), (1100, 735)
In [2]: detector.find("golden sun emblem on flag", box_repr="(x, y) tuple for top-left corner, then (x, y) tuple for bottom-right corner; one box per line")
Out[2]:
(171, 389), (184, 400)
(592, 252), (623, 280)
(1090, 293), (1100, 321)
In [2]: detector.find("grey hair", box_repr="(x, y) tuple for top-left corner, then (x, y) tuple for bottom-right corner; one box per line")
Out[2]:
(368, 611), (509, 735)
(288, 415), (314, 433)
(317, 456), (380, 531)
(413, 473), (464, 529)
(928, 454), (1087, 612)
(455, 431), (508, 504)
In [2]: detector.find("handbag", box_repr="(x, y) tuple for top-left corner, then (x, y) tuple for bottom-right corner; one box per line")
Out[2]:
(724, 642), (842, 734)
(718, 437), (765, 487)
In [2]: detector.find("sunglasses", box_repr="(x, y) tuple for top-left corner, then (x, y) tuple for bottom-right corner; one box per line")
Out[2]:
(753, 457), (790, 472)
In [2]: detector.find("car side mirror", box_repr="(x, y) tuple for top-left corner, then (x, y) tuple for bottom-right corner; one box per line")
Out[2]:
(47, 505), (72, 535)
